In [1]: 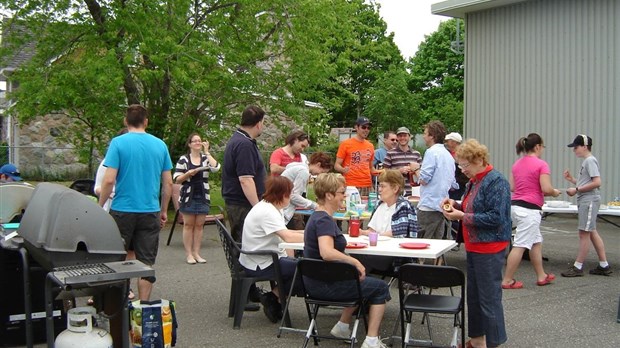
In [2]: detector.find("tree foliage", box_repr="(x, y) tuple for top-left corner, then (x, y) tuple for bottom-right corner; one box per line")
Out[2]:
(295, 0), (406, 129)
(408, 18), (464, 132)
(0, 0), (368, 166)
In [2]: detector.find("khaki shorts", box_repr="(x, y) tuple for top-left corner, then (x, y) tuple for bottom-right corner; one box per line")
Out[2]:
(577, 200), (599, 231)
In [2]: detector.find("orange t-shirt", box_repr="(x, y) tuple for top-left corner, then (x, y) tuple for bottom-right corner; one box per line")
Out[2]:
(336, 138), (374, 187)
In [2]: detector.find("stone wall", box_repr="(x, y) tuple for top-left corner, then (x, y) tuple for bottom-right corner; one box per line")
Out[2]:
(16, 113), (87, 175)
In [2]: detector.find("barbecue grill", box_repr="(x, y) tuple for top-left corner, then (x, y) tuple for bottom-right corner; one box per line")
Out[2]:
(19, 183), (126, 270)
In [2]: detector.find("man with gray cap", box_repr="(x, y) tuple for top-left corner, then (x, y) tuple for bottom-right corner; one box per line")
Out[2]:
(382, 127), (422, 196)
(334, 117), (377, 196)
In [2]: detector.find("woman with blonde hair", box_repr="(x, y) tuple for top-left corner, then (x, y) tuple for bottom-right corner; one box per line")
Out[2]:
(362, 169), (418, 238)
(303, 173), (391, 348)
(442, 139), (511, 348)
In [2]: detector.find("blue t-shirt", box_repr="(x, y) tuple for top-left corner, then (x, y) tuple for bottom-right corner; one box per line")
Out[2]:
(103, 132), (173, 212)
(222, 129), (266, 206)
(303, 211), (346, 259)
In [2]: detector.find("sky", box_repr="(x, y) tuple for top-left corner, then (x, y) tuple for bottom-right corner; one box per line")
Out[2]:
(374, 0), (448, 59)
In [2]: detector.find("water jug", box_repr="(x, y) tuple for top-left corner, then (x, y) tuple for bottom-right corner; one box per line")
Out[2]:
(345, 186), (361, 213)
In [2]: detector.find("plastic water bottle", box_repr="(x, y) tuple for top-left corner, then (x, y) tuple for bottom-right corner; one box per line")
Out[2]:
(368, 192), (378, 211)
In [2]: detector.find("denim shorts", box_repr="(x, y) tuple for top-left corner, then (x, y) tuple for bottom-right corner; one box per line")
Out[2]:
(180, 198), (210, 215)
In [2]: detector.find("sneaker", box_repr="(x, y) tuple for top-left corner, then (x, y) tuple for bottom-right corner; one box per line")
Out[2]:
(561, 266), (584, 277)
(330, 323), (351, 339)
(361, 338), (388, 348)
(248, 286), (264, 303)
(589, 265), (612, 276)
(244, 303), (260, 312)
(259, 292), (282, 323)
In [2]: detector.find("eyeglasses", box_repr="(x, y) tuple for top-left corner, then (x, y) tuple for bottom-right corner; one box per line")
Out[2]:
(335, 190), (346, 195)
(457, 162), (471, 169)
(360, 125), (371, 130)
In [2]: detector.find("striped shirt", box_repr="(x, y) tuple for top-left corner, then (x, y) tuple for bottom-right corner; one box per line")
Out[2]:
(383, 147), (422, 195)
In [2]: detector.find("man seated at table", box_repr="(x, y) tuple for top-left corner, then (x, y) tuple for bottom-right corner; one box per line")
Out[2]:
(357, 170), (418, 275)
(239, 176), (304, 323)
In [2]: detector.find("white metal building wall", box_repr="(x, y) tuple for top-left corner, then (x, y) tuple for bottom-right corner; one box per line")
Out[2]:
(464, 0), (620, 203)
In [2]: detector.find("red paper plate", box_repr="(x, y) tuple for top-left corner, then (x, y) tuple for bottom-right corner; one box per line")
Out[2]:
(399, 242), (430, 249)
(346, 242), (368, 249)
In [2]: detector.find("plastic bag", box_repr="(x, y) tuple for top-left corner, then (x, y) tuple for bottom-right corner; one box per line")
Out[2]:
(129, 299), (177, 348)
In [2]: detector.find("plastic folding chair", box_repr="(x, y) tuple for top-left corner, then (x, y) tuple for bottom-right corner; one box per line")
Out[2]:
(215, 219), (284, 329)
(69, 179), (96, 197)
(397, 264), (465, 348)
(296, 258), (368, 348)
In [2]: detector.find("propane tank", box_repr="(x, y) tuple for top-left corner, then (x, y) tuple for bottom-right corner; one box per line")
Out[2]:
(55, 307), (113, 348)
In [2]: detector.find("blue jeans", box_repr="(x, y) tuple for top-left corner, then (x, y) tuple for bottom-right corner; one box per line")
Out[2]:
(466, 250), (508, 347)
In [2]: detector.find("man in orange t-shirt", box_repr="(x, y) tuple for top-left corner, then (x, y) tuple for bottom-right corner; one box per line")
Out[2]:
(334, 117), (377, 196)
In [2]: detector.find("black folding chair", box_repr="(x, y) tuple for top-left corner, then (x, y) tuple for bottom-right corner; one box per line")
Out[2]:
(296, 258), (368, 348)
(398, 264), (465, 348)
(215, 219), (284, 329)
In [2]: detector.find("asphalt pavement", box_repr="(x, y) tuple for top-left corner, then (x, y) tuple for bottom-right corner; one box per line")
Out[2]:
(16, 213), (620, 347)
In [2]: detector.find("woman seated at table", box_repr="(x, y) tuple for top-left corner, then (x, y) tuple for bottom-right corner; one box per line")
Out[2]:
(304, 173), (391, 348)
(239, 176), (304, 323)
(361, 169), (418, 238)
(281, 151), (332, 230)
(356, 169), (419, 275)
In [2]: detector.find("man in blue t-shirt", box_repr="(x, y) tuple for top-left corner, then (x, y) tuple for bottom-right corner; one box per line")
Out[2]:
(99, 104), (173, 301)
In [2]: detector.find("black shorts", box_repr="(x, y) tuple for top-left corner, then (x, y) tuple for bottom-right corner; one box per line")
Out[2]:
(110, 210), (160, 265)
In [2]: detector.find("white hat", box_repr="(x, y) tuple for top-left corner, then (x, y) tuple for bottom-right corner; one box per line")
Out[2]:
(445, 132), (462, 143)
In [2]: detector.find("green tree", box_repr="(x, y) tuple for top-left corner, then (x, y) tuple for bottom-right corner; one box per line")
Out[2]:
(408, 18), (464, 132)
(364, 66), (419, 134)
(0, 0), (361, 170)
(296, 0), (406, 129)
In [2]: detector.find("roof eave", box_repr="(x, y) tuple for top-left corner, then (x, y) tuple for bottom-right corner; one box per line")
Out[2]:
(431, 0), (530, 18)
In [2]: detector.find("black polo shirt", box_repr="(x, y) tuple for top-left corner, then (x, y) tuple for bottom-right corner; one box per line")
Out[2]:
(222, 128), (266, 206)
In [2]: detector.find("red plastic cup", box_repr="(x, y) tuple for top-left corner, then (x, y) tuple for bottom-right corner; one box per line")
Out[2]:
(349, 217), (360, 237)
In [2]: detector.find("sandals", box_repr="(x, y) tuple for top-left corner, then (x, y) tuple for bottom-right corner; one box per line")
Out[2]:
(536, 273), (556, 286)
(501, 279), (523, 289)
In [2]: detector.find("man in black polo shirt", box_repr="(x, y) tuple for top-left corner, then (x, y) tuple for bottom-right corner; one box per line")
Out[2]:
(222, 105), (267, 311)
(222, 105), (267, 242)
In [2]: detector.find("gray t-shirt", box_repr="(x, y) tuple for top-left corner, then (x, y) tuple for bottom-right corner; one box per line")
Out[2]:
(576, 155), (600, 202)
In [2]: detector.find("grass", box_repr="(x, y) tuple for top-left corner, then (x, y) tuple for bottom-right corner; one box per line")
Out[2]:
(32, 181), (316, 213)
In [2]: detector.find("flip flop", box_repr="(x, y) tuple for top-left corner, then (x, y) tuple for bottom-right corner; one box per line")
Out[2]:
(501, 279), (523, 289)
